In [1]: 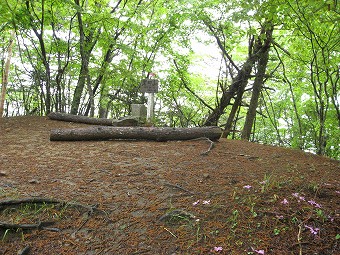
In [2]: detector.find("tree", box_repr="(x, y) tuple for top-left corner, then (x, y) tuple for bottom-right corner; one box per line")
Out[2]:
(0, 30), (14, 117)
(200, 3), (275, 129)
(241, 22), (273, 140)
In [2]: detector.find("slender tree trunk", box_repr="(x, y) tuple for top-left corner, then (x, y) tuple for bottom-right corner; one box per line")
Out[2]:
(86, 70), (95, 117)
(52, 22), (71, 113)
(202, 19), (256, 127)
(71, 60), (88, 115)
(203, 57), (255, 126)
(203, 20), (273, 127)
(273, 43), (304, 148)
(241, 41), (271, 139)
(221, 86), (245, 138)
(0, 31), (15, 117)
(329, 69), (340, 127)
(71, 0), (100, 115)
(25, 0), (52, 114)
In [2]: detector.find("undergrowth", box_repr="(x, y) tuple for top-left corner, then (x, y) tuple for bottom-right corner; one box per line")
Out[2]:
(159, 175), (339, 254)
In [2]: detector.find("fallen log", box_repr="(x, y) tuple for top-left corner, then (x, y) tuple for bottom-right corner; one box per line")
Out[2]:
(47, 112), (138, 126)
(50, 126), (222, 141)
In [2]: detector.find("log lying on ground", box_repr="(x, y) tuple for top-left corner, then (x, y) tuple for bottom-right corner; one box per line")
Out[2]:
(50, 126), (222, 141)
(47, 112), (138, 126)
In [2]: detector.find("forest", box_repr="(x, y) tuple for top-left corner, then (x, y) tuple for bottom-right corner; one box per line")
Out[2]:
(0, 0), (339, 159)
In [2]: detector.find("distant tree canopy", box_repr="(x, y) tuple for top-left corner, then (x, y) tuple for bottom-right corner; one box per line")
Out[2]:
(1, 0), (339, 159)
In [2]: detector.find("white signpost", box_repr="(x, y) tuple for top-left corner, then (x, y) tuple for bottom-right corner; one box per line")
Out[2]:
(140, 78), (159, 122)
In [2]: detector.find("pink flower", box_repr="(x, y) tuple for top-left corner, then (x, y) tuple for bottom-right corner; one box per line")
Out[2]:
(298, 196), (305, 201)
(292, 193), (299, 197)
(252, 248), (265, 254)
(203, 200), (211, 205)
(255, 250), (265, 255)
(243, 185), (252, 189)
(308, 200), (322, 208)
(213, 246), (223, 252)
(281, 198), (289, 205)
(305, 225), (319, 235)
(192, 200), (200, 206)
(292, 193), (305, 202)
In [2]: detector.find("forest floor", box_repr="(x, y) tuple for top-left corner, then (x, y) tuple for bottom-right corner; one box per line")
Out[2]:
(0, 116), (339, 255)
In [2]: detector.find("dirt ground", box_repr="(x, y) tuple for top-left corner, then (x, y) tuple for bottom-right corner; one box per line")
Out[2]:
(0, 116), (339, 255)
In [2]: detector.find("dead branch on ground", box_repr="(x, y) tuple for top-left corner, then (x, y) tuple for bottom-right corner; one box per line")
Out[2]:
(189, 137), (216, 155)
(0, 221), (59, 232)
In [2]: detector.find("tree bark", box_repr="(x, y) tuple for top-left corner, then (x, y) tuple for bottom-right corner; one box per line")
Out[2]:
(241, 24), (272, 140)
(71, 0), (100, 115)
(221, 86), (245, 138)
(50, 126), (222, 141)
(0, 30), (15, 117)
(48, 112), (138, 126)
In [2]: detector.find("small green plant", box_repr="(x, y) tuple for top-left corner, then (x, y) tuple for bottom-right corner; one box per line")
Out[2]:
(227, 209), (239, 229)
(250, 202), (258, 217)
(210, 229), (220, 236)
(231, 190), (239, 201)
(195, 221), (201, 243)
(273, 228), (280, 235)
(159, 209), (195, 225)
(53, 203), (70, 219)
(315, 209), (327, 222)
(1, 229), (11, 242)
(307, 182), (320, 193)
(260, 174), (272, 193)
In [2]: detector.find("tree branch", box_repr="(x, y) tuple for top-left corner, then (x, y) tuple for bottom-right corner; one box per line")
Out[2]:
(173, 59), (214, 111)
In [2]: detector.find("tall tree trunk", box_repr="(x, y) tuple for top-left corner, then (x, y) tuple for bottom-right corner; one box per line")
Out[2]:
(71, 59), (89, 115)
(71, 0), (100, 115)
(241, 25), (272, 140)
(86, 70), (95, 117)
(0, 31), (15, 117)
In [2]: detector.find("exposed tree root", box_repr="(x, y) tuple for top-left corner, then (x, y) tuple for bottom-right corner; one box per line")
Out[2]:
(0, 197), (61, 207)
(0, 197), (100, 213)
(0, 197), (105, 234)
(0, 221), (59, 232)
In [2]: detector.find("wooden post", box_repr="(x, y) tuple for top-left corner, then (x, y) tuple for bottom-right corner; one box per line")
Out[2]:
(140, 78), (158, 123)
(147, 93), (155, 121)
